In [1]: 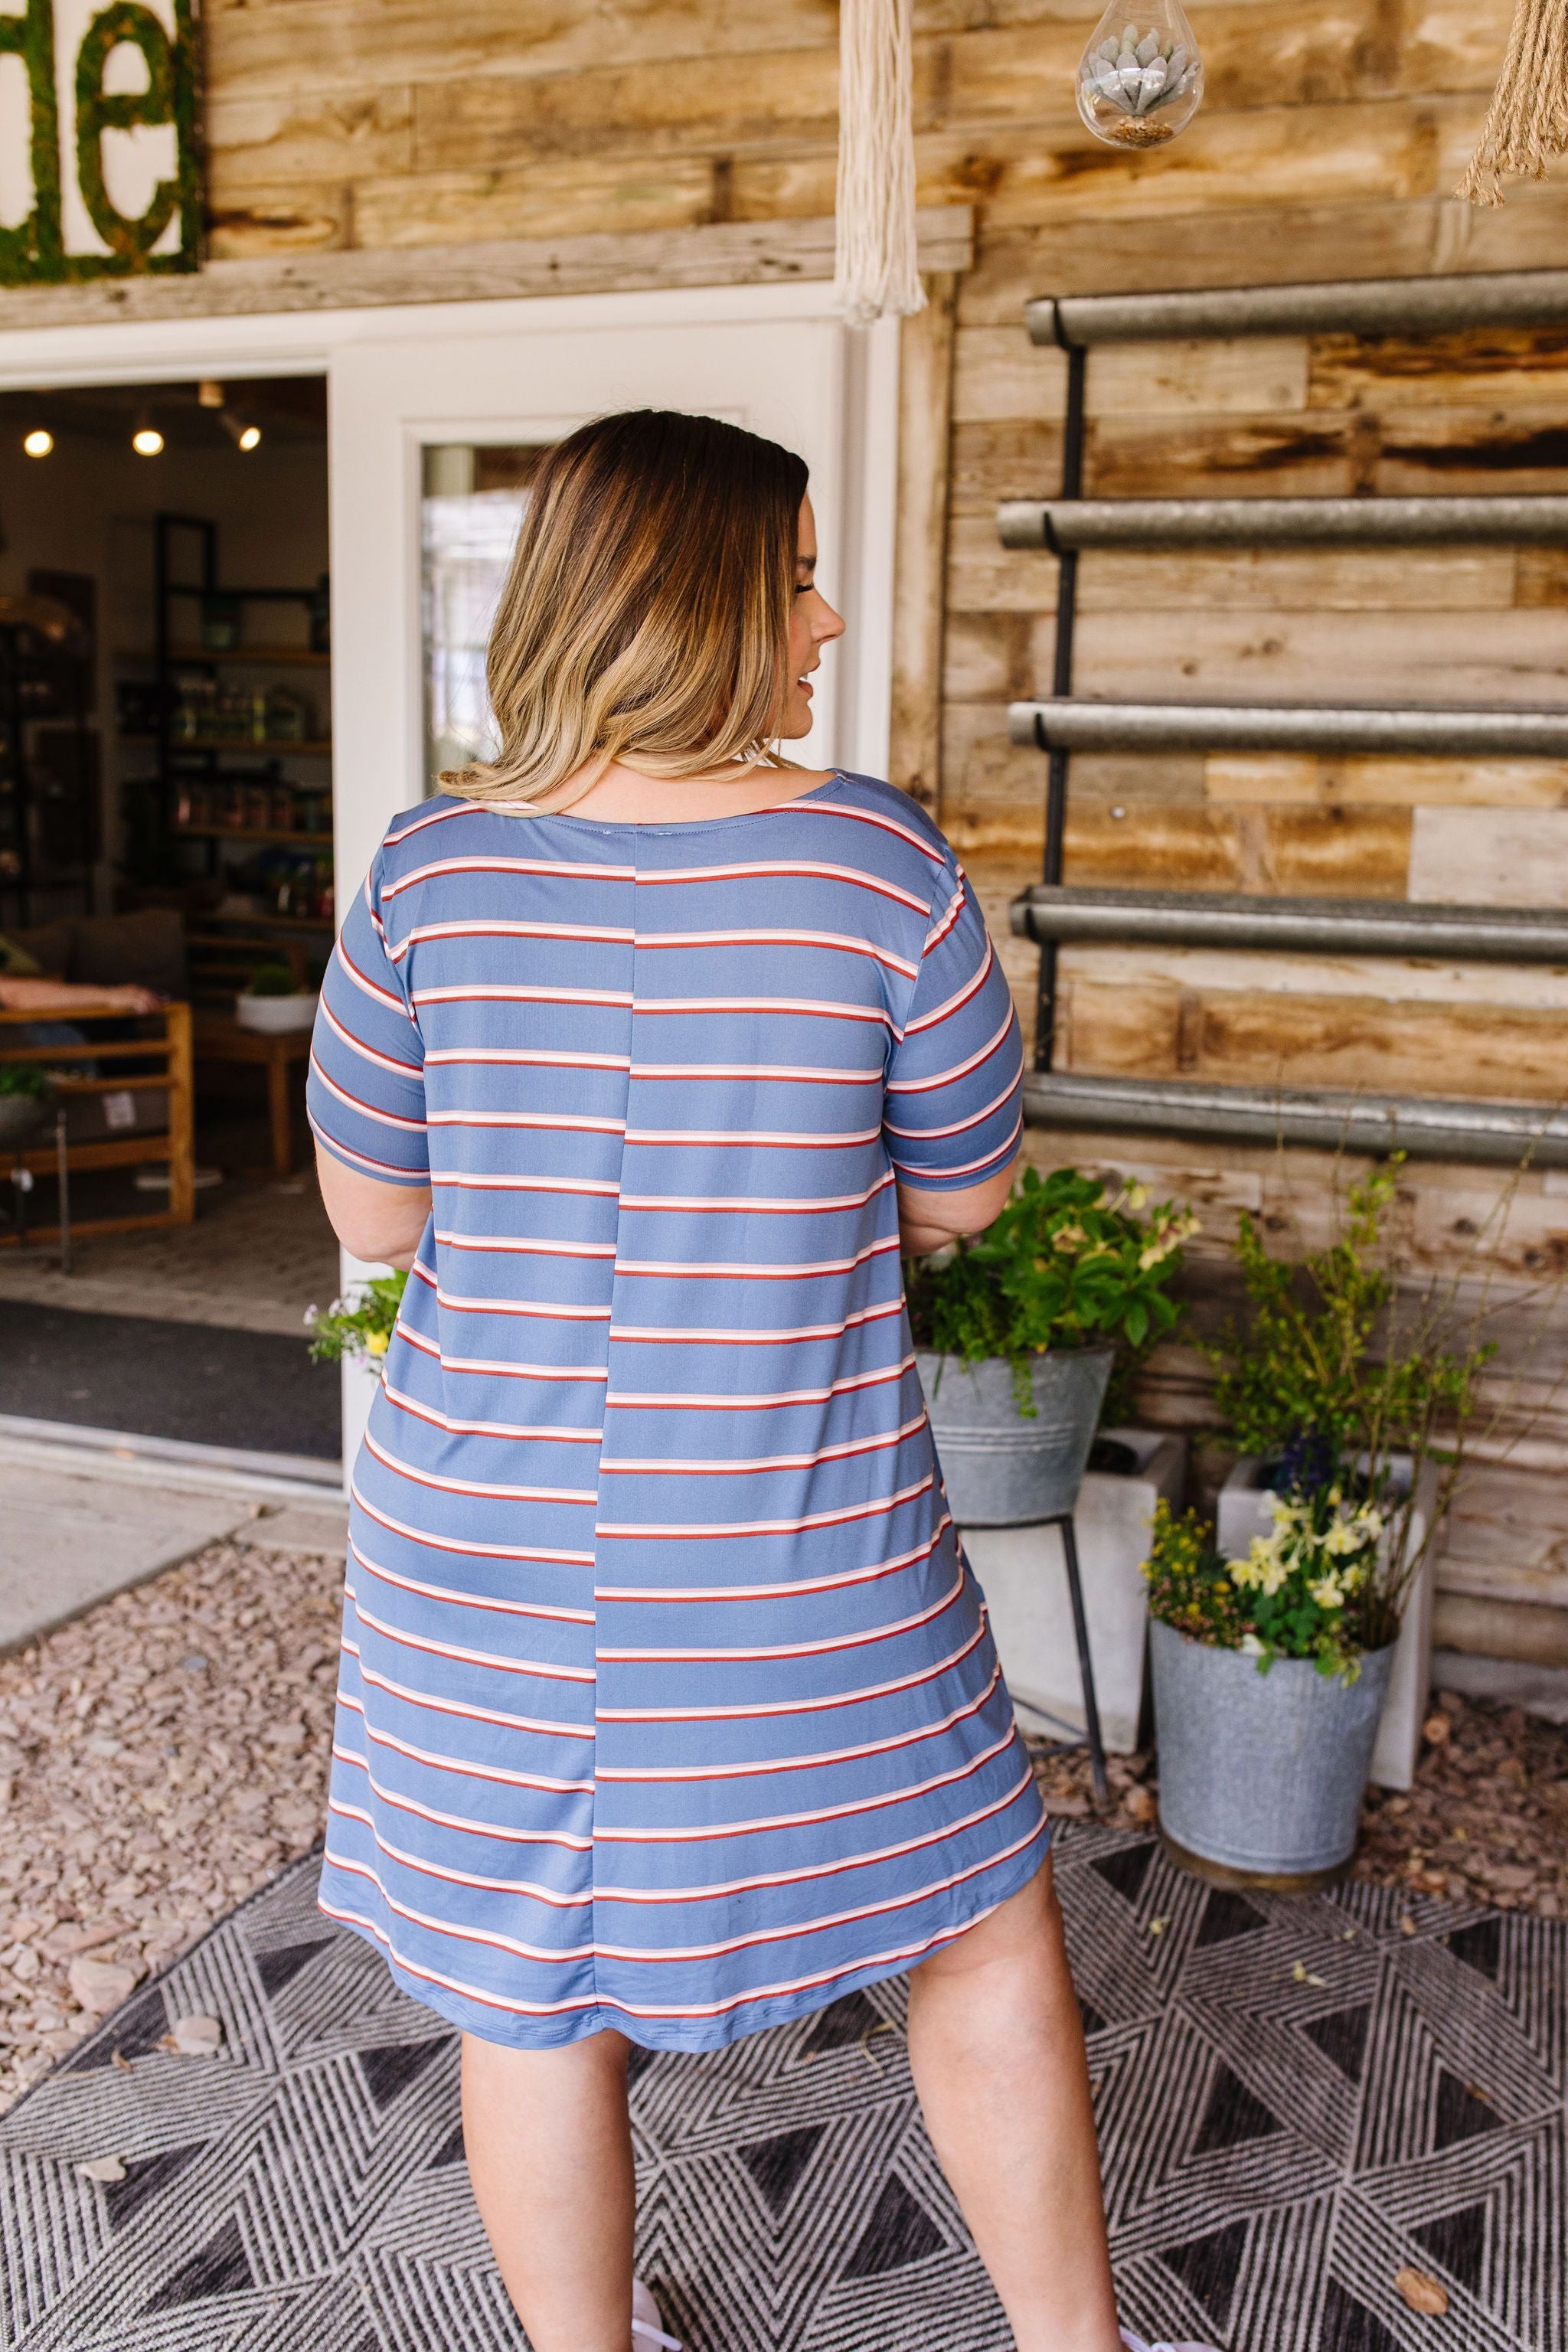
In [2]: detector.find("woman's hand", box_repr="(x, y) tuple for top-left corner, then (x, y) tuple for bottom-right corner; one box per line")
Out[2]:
(897, 1155), (1019, 1261)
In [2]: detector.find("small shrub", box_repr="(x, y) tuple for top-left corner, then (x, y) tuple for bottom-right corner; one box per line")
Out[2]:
(905, 1165), (1197, 1411)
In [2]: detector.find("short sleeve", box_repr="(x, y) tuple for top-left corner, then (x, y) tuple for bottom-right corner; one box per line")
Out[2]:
(883, 861), (1024, 1191)
(306, 858), (429, 1186)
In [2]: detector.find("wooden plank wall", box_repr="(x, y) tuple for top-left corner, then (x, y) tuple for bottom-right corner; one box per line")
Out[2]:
(189, 0), (1568, 1660)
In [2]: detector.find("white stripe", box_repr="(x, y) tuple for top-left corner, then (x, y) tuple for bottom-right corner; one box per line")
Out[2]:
(597, 1411), (927, 1479)
(594, 1517), (948, 1603)
(336, 1690), (596, 1795)
(596, 1655), (1004, 1782)
(596, 1722), (1016, 1840)
(351, 1478), (596, 1562)
(351, 1531), (597, 1622)
(604, 1356), (913, 1412)
(596, 1469), (933, 1543)
(599, 1563), (964, 1664)
(364, 1426), (598, 1505)
(351, 1590), (596, 1684)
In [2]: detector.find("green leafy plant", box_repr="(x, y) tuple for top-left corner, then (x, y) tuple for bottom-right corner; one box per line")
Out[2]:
(1141, 1490), (1386, 1684)
(305, 1272), (407, 1374)
(247, 964), (301, 998)
(1204, 1150), (1548, 1647)
(0, 1063), (51, 1101)
(905, 1165), (1197, 1410)
(1211, 1161), (1488, 1464)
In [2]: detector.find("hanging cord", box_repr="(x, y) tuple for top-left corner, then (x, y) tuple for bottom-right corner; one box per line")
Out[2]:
(1455, 0), (1568, 204)
(834, 0), (926, 323)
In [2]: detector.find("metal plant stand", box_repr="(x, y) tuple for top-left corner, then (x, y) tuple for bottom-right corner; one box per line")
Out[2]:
(2, 1108), (71, 1266)
(978, 1508), (1109, 1809)
(1001, 263), (1568, 1165)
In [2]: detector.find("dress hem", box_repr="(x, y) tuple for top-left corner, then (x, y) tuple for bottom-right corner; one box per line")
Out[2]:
(318, 1811), (1053, 2055)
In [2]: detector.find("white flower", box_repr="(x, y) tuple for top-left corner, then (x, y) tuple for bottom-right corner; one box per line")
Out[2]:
(1240, 1633), (1266, 1655)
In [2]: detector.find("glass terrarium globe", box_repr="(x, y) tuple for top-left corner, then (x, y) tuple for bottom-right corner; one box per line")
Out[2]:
(1077, 0), (1204, 149)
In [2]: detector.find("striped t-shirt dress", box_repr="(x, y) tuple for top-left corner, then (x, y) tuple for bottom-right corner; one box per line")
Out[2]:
(306, 770), (1049, 2051)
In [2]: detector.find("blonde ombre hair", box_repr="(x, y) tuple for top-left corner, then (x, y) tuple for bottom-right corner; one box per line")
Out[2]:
(445, 409), (810, 812)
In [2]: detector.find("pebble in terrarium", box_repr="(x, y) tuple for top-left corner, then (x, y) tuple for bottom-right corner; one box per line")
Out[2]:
(1077, 0), (1204, 149)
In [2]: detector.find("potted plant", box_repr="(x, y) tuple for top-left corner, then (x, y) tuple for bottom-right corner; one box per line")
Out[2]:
(305, 1271), (408, 1377)
(237, 962), (318, 1035)
(1145, 1159), (1496, 1887)
(905, 1165), (1197, 1527)
(0, 1062), (54, 1151)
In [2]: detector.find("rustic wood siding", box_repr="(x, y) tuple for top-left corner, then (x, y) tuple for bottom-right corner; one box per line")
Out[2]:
(178, 0), (1568, 1648)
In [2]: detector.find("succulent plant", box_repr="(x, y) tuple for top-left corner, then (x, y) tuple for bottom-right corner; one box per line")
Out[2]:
(1081, 23), (1199, 119)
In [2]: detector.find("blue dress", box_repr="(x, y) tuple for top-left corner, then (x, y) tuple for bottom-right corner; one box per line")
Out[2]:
(306, 772), (1048, 2050)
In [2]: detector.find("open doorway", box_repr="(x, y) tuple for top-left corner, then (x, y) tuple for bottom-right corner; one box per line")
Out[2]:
(0, 374), (343, 1468)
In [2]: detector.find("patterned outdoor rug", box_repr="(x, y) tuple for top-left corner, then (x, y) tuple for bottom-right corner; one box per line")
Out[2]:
(0, 1826), (1560, 2352)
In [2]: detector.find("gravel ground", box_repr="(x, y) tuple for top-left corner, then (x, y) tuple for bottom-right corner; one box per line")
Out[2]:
(1031, 1690), (1568, 1916)
(0, 1534), (341, 2113)
(0, 1534), (1560, 2114)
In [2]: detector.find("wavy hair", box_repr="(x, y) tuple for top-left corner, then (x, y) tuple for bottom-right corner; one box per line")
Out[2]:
(443, 409), (809, 812)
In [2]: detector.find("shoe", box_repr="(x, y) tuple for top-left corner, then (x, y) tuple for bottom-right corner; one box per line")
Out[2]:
(1121, 2329), (1221, 2352)
(632, 2275), (681, 2349)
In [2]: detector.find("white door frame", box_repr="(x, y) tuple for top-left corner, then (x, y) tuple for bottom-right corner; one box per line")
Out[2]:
(0, 279), (902, 1478)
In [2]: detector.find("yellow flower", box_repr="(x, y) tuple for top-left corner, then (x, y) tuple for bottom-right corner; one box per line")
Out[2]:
(365, 1330), (390, 1357)
(1308, 1573), (1344, 1609)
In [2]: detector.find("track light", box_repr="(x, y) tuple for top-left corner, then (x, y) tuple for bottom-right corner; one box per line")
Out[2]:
(132, 420), (164, 456)
(218, 407), (262, 452)
(22, 429), (52, 458)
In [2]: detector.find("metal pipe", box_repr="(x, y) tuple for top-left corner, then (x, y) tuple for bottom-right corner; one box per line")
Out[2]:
(1011, 885), (1568, 963)
(1027, 267), (1568, 349)
(1008, 698), (1568, 757)
(998, 495), (1568, 551)
(1036, 341), (1088, 1076)
(1022, 1073), (1568, 1167)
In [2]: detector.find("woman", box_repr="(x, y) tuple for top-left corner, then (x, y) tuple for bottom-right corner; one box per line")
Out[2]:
(309, 411), (1210, 2352)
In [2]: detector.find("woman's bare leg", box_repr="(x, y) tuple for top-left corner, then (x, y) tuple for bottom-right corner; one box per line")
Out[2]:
(462, 2026), (637, 2352)
(906, 1853), (1123, 2352)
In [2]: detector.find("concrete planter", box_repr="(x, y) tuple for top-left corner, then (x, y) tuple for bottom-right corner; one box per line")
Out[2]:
(1151, 1618), (1396, 1885)
(917, 1344), (1114, 1527)
(962, 1428), (1185, 1752)
(1217, 1452), (1439, 1792)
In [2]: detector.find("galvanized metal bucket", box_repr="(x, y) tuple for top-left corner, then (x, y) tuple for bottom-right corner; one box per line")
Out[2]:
(0, 1094), (48, 1152)
(1150, 1617), (1396, 1884)
(917, 1344), (1114, 1527)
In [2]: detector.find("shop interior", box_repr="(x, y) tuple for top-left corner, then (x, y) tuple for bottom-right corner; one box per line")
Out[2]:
(0, 390), (544, 1462)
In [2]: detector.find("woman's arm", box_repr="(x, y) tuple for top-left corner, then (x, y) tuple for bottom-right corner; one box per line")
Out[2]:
(315, 1146), (432, 1272)
(897, 1154), (1018, 1259)
(0, 975), (162, 1015)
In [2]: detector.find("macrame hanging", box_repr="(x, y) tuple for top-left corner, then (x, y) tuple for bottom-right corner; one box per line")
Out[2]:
(834, 0), (925, 325)
(1456, 0), (1568, 204)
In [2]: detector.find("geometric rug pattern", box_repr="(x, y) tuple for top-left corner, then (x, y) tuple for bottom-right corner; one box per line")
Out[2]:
(0, 1827), (1561, 2350)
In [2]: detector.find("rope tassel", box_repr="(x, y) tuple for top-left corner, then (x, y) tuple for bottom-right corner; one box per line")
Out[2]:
(1455, 0), (1568, 204)
(835, 0), (925, 324)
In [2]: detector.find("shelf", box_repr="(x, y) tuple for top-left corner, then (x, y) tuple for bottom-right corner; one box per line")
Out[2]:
(1000, 494), (1568, 551)
(1008, 699), (1568, 758)
(121, 733), (332, 755)
(1027, 266), (1568, 351)
(194, 911), (333, 931)
(1023, 1072), (1568, 1169)
(1011, 885), (1568, 962)
(175, 827), (334, 847)
(116, 645), (330, 668)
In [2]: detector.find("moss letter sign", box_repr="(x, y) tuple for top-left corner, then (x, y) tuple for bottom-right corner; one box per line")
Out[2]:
(0, 0), (198, 283)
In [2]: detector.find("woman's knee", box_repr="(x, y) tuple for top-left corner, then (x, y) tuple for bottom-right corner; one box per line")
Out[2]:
(913, 1852), (1061, 1992)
